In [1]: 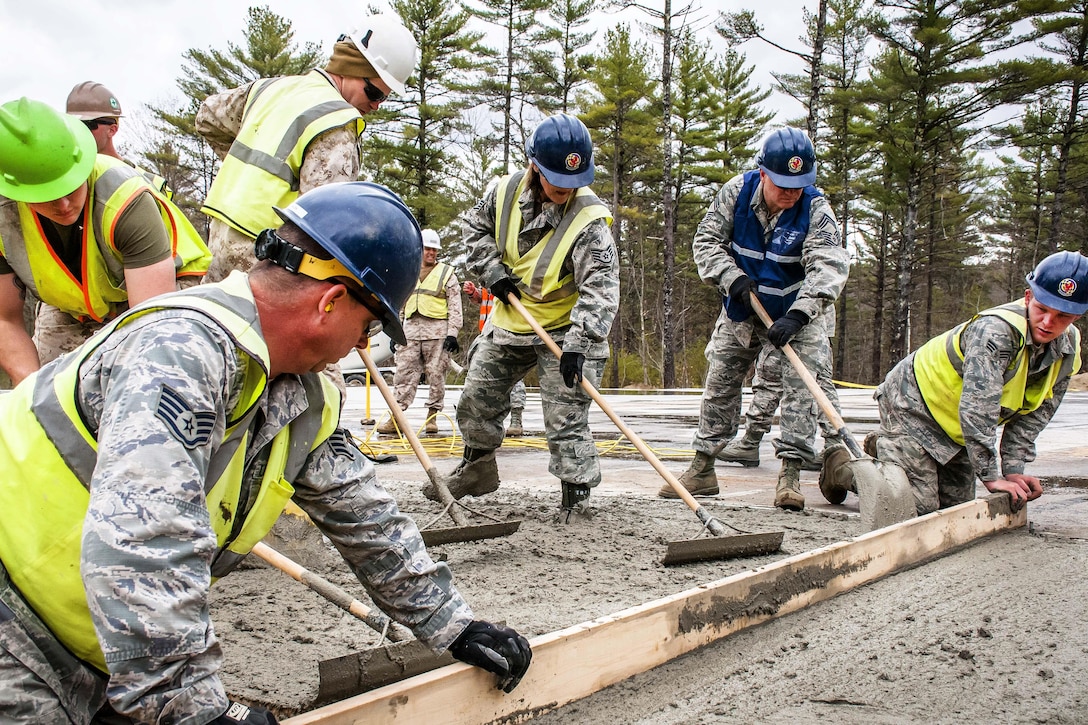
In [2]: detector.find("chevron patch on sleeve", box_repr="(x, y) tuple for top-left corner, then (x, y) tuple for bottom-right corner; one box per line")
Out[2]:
(327, 428), (360, 460)
(155, 385), (216, 449)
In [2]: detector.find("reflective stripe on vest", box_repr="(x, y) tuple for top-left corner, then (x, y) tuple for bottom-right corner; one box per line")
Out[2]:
(403, 262), (453, 319)
(489, 171), (612, 333)
(724, 169), (819, 323)
(913, 300), (1082, 445)
(0, 157), (211, 320)
(478, 290), (494, 331)
(200, 70), (365, 238)
(0, 272), (339, 671)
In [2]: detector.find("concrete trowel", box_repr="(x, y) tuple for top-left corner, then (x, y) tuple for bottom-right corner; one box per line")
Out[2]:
(249, 542), (454, 705)
(748, 295), (916, 530)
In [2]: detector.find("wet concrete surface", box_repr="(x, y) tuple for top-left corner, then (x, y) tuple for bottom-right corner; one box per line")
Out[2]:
(343, 386), (1088, 532)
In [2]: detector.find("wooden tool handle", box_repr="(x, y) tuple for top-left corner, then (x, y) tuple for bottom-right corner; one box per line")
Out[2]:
(748, 294), (848, 432)
(505, 294), (726, 535)
(356, 347), (466, 525)
(251, 542), (410, 641)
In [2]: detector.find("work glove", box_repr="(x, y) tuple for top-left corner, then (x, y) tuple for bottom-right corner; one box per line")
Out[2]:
(489, 277), (521, 304)
(727, 275), (755, 315)
(209, 701), (278, 724)
(443, 335), (460, 354)
(767, 309), (809, 348)
(560, 351), (585, 388)
(449, 620), (533, 693)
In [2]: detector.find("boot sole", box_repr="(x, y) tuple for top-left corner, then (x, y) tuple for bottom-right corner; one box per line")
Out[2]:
(658, 486), (720, 499)
(718, 459), (760, 468)
(775, 498), (805, 511)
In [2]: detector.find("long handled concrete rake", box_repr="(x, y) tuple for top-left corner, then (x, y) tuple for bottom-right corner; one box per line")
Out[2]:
(356, 348), (521, 546)
(505, 294), (783, 565)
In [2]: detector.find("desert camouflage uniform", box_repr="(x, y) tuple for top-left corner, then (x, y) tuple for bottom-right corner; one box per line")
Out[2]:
(0, 279), (473, 723)
(33, 277), (202, 366)
(692, 173), (849, 461)
(196, 85), (362, 282)
(392, 267), (463, 411)
(874, 313), (1077, 514)
(457, 178), (618, 486)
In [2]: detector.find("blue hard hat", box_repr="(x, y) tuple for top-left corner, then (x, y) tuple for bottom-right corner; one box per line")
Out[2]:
(1026, 250), (1088, 315)
(274, 182), (422, 343)
(525, 113), (595, 188)
(756, 127), (816, 188)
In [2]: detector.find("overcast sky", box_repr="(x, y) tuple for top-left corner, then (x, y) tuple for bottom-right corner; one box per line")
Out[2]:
(0, 0), (808, 152)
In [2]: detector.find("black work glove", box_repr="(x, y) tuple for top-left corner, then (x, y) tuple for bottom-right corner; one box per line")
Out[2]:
(489, 277), (521, 304)
(449, 620), (532, 693)
(443, 335), (460, 354)
(727, 275), (755, 314)
(210, 701), (278, 724)
(560, 351), (585, 388)
(767, 309), (809, 348)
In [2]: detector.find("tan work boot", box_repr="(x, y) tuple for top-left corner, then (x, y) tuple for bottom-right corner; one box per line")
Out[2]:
(376, 417), (399, 436)
(818, 443), (853, 505)
(774, 458), (805, 511)
(717, 430), (762, 467)
(659, 451), (719, 498)
(425, 408), (440, 435)
(424, 450), (500, 501)
(505, 408), (524, 437)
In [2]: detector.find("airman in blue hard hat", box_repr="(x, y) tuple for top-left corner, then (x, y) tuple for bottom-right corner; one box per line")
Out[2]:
(858, 250), (1087, 517)
(668, 126), (851, 512)
(0, 181), (531, 724)
(436, 112), (619, 523)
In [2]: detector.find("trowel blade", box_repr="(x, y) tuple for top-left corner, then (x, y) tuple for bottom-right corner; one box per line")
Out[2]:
(315, 640), (455, 705)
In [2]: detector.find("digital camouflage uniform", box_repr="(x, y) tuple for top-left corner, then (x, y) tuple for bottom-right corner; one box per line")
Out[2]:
(196, 84), (362, 282)
(392, 265), (463, 411)
(458, 178), (618, 487)
(742, 314), (840, 445)
(692, 173), (849, 462)
(0, 276), (473, 723)
(874, 311), (1079, 515)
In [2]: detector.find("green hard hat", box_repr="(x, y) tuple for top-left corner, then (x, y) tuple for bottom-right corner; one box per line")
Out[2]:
(0, 98), (96, 203)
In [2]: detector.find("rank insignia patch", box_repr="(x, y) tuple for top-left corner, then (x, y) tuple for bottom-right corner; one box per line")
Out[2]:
(156, 385), (215, 449)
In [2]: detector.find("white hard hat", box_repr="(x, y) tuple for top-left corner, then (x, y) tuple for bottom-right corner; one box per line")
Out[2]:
(421, 228), (441, 250)
(340, 15), (418, 95)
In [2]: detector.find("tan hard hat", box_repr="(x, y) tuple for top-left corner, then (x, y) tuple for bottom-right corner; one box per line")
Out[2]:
(66, 81), (123, 120)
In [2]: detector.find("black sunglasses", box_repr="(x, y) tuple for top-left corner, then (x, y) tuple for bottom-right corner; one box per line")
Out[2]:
(83, 118), (117, 131)
(362, 78), (388, 103)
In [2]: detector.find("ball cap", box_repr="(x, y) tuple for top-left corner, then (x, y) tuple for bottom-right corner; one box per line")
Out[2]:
(66, 81), (123, 120)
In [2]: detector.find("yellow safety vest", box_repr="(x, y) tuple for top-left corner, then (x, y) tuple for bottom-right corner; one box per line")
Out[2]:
(0, 156), (211, 321)
(201, 70), (365, 238)
(0, 273), (340, 671)
(914, 300), (1082, 444)
(404, 262), (453, 320)
(489, 171), (612, 334)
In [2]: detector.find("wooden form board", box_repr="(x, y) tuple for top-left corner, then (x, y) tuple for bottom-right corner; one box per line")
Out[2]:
(283, 494), (1025, 725)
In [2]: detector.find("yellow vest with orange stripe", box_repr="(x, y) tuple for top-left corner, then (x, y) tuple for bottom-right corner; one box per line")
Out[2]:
(0, 156), (211, 322)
